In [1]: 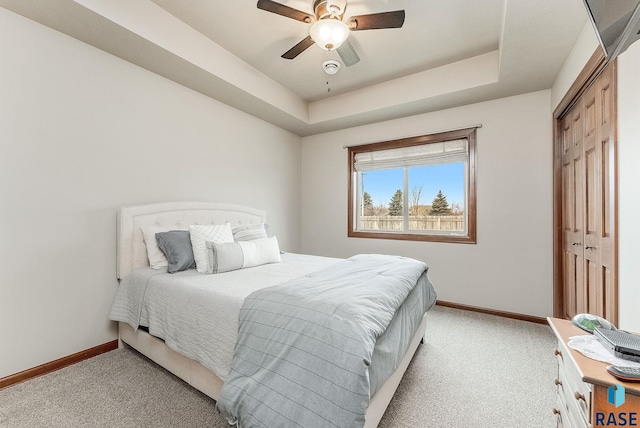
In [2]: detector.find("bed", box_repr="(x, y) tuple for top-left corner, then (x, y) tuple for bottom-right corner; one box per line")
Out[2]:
(110, 202), (436, 427)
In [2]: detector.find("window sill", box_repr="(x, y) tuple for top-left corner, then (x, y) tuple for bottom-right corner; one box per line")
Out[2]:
(348, 230), (476, 244)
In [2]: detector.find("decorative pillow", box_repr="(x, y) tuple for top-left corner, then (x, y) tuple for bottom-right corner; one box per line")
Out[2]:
(206, 236), (282, 274)
(189, 223), (234, 274)
(240, 236), (282, 267)
(206, 241), (244, 274)
(232, 223), (268, 242)
(155, 231), (196, 273)
(141, 224), (188, 269)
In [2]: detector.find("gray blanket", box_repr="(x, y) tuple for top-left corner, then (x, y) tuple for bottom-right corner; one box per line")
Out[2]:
(217, 254), (430, 428)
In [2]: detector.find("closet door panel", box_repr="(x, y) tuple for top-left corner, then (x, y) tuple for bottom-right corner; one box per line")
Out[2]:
(563, 249), (576, 317)
(561, 110), (583, 319)
(597, 64), (617, 322)
(586, 259), (599, 314)
(584, 146), (598, 240)
(603, 266), (615, 320)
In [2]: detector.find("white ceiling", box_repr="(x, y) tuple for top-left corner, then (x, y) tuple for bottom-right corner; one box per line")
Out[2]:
(1, 0), (589, 136)
(150, 0), (506, 102)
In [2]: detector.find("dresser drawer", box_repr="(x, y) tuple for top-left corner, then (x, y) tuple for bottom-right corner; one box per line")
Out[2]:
(556, 339), (591, 426)
(554, 394), (573, 428)
(557, 361), (589, 427)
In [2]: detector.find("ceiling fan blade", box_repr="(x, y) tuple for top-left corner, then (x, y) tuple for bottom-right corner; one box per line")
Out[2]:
(282, 35), (315, 59)
(257, 0), (313, 23)
(347, 10), (405, 30)
(337, 39), (360, 67)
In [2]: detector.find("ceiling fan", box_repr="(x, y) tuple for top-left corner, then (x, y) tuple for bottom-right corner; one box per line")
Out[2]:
(256, 0), (406, 67)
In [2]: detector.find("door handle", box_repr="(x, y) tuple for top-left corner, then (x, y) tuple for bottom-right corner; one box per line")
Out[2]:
(585, 245), (596, 250)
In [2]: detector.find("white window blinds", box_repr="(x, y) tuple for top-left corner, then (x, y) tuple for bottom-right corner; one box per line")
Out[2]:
(354, 139), (468, 172)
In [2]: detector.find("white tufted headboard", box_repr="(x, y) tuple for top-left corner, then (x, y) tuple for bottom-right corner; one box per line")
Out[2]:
(116, 202), (267, 280)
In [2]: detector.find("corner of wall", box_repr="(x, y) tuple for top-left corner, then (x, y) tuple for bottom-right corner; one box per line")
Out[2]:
(550, 21), (599, 110)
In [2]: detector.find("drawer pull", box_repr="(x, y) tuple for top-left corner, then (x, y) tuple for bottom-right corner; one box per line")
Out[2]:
(553, 408), (561, 415)
(554, 349), (563, 358)
(554, 379), (563, 386)
(574, 391), (586, 402)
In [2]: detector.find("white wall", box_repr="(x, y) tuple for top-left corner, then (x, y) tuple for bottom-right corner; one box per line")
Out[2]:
(617, 41), (640, 332)
(301, 91), (554, 318)
(550, 21), (599, 109)
(0, 9), (301, 378)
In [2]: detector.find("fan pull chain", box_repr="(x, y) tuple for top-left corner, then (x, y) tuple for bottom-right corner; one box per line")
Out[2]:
(325, 50), (332, 93)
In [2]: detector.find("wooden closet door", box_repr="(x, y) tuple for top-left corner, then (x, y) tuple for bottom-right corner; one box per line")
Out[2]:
(559, 61), (617, 323)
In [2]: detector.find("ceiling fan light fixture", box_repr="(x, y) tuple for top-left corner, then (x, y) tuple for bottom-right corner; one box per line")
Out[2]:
(310, 18), (349, 50)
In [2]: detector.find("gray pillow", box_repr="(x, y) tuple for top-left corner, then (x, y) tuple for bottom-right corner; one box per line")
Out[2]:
(155, 230), (196, 273)
(206, 241), (244, 274)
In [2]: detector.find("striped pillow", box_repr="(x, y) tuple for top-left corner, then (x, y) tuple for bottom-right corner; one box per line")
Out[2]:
(232, 223), (268, 242)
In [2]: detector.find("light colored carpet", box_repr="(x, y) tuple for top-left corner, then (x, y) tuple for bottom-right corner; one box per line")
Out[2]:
(0, 306), (558, 427)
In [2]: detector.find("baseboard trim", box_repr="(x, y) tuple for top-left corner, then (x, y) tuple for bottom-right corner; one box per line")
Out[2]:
(0, 340), (118, 390)
(436, 300), (548, 325)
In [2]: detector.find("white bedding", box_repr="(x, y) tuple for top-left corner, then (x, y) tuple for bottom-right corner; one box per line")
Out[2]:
(109, 252), (341, 380)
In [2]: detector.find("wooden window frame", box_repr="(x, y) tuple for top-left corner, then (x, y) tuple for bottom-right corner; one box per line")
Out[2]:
(347, 127), (477, 244)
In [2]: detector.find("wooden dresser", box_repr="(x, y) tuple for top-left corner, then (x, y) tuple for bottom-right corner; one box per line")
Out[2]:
(548, 318), (640, 427)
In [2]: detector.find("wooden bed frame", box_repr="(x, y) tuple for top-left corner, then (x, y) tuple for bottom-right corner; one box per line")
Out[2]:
(116, 201), (427, 427)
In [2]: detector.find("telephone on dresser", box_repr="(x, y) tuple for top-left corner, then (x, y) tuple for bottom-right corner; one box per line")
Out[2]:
(571, 313), (617, 333)
(573, 313), (640, 364)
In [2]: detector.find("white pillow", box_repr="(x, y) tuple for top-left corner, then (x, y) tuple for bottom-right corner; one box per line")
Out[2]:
(189, 223), (234, 274)
(141, 224), (188, 269)
(239, 236), (282, 268)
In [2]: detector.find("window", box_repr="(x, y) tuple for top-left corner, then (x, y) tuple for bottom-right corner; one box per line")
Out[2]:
(348, 127), (477, 243)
